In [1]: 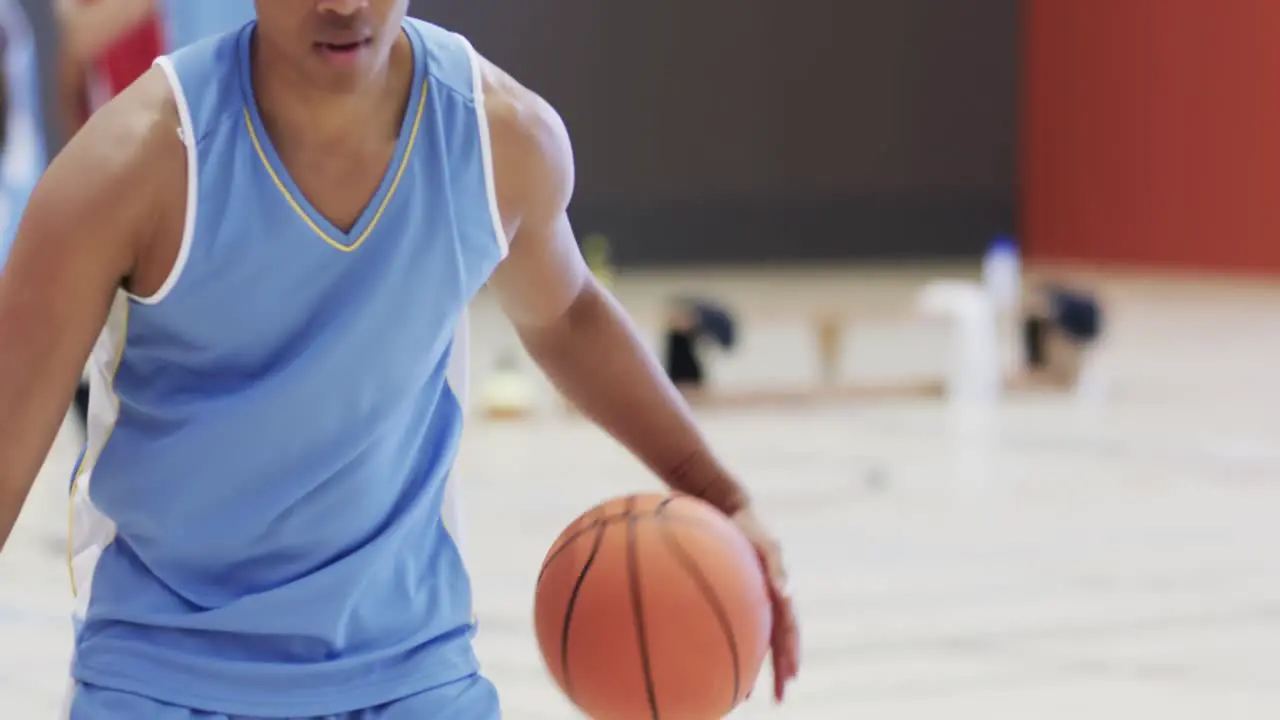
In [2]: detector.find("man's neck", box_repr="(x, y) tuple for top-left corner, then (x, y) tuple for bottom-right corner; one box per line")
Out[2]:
(250, 34), (412, 146)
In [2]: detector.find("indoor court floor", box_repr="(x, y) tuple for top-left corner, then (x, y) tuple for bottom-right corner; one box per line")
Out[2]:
(3, 266), (1279, 718)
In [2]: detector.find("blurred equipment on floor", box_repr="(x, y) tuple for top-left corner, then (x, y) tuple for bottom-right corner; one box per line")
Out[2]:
(1015, 280), (1104, 391)
(480, 351), (537, 420)
(662, 297), (738, 399)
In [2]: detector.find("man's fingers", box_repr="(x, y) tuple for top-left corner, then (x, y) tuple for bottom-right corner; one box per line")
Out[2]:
(736, 518), (800, 704)
(768, 569), (799, 702)
(754, 539), (788, 596)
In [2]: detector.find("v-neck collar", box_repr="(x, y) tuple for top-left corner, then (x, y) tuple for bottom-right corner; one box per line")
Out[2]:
(237, 22), (428, 252)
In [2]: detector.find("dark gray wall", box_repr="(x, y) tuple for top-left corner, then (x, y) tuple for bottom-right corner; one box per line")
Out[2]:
(420, 0), (1020, 266)
(23, 1), (1019, 267)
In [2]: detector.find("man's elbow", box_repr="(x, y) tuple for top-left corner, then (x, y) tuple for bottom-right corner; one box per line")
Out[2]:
(512, 274), (600, 348)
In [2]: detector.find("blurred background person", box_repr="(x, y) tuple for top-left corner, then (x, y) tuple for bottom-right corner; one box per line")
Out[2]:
(0, 0), (46, 261)
(55, 0), (254, 136)
(53, 0), (160, 135)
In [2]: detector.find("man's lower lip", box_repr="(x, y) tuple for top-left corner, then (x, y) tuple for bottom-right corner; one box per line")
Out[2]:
(315, 41), (370, 64)
(317, 41), (371, 54)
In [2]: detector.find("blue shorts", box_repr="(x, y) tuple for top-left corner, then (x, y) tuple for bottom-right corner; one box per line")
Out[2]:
(68, 674), (500, 719)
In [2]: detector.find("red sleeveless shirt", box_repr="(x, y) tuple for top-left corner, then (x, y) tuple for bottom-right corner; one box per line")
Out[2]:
(86, 3), (164, 109)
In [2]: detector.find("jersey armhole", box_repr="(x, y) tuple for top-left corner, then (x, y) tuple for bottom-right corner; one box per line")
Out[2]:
(458, 35), (510, 260)
(127, 56), (198, 305)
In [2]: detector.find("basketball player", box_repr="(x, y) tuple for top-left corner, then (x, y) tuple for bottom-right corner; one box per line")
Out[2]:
(0, 2), (799, 718)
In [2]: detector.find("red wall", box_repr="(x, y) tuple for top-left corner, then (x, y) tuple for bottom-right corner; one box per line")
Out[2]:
(1022, 0), (1280, 273)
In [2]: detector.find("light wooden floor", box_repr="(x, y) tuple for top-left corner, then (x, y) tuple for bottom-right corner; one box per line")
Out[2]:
(3, 265), (1279, 718)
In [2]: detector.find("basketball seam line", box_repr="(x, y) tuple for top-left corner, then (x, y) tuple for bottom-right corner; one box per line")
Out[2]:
(558, 507), (609, 702)
(536, 497), (680, 582)
(657, 512), (744, 714)
(539, 514), (709, 585)
(625, 497), (662, 720)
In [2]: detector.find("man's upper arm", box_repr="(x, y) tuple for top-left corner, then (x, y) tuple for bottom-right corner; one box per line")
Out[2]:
(480, 56), (590, 330)
(0, 69), (176, 521)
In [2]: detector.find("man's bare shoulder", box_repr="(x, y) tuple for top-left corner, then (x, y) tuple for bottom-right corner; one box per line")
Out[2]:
(35, 66), (185, 249)
(62, 66), (185, 191)
(474, 55), (567, 151)
(473, 54), (574, 228)
(18, 66), (187, 293)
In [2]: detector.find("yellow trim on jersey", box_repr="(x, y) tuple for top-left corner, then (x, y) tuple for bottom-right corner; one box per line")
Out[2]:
(68, 303), (130, 597)
(242, 81), (430, 253)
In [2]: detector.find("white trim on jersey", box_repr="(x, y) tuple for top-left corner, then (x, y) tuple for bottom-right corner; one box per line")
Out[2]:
(440, 311), (471, 557)
(59, 676), (75, 719)
(458, 35), (510, 260)
(128, 57), (198, 305)
(69, 294), (129, 619)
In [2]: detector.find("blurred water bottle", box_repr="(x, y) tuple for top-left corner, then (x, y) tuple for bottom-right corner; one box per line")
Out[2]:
(982, 235), (1021, 313)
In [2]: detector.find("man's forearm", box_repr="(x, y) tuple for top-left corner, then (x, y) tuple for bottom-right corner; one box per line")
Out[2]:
(519, 282), (749, 514)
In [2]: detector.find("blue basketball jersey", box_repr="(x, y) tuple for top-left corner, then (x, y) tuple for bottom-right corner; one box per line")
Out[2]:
(0, 0), (46, 265)
(68, 19), (508, 716)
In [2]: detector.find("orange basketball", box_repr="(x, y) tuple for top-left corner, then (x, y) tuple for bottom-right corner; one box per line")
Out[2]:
(534, 493), (771, 719)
